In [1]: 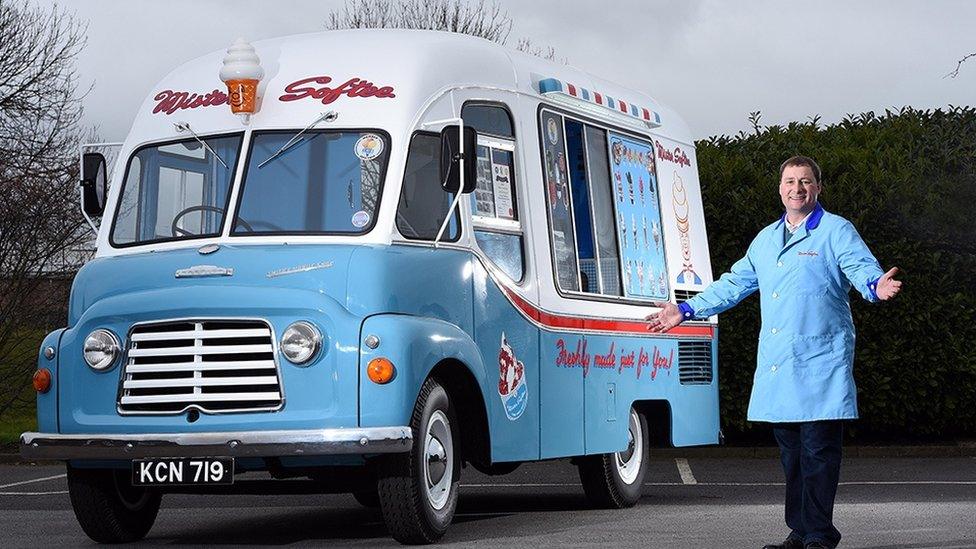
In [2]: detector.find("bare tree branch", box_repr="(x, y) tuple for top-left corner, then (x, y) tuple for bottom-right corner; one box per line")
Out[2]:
(945, 52), (976, 78)
(325, 0), (559, 60)
(0, 0), (93, 414)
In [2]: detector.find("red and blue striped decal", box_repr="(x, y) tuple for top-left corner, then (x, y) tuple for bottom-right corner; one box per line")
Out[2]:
(500, 285), (714, 338)
(538, 77), (662, 127)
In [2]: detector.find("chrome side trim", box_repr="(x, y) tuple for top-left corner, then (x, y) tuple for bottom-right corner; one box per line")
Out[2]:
(175, 265), (234, 278)
(20, 427), (412, 460)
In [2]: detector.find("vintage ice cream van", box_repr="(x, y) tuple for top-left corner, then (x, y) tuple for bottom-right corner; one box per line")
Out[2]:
(22, 30), (719, 544)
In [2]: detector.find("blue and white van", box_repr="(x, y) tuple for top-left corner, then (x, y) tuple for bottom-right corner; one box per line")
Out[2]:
(22, 30), (719, 544)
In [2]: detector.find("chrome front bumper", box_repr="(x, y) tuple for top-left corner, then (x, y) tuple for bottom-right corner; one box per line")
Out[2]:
(20, 427), (412, 460)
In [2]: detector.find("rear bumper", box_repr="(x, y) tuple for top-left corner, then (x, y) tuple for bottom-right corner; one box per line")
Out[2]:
(20, 427), (412, 460)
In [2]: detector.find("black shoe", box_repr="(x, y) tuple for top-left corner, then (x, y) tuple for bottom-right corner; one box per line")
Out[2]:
(804, 542), (829, 549)
(762, 539), (803, 549)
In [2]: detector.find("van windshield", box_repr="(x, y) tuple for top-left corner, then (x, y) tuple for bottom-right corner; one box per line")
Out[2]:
(231, 130), (389, 235)
(111, 134), (243, 247)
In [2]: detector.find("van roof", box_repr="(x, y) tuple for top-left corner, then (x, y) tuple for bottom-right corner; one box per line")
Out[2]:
(127, 29), (691, 146)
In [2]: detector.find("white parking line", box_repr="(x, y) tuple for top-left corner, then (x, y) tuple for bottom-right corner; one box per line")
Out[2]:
(0, 474), (66, 490)
(675, 458), (698, 485)
(0, 491), (68, 496)
(460, 480), (976, 488)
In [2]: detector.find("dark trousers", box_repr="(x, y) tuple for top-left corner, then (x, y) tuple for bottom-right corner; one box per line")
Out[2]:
(772, 421), (844, 548)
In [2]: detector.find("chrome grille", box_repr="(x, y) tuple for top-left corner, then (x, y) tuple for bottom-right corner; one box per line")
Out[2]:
(678, 340), (713, 385)
(118, 319), (282, 414)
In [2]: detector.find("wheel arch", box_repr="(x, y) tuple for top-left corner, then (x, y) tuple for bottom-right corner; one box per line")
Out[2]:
(428, 358), (492, 470)
(632, 399), (673, 448)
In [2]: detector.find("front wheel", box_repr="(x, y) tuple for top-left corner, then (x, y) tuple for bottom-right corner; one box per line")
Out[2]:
(577, 407), (649, 508)
(66, 465), (162, 543)
(376, 377), (460, 544)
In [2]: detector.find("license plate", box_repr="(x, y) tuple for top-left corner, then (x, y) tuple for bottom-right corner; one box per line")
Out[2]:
(132, 458), (234, 486)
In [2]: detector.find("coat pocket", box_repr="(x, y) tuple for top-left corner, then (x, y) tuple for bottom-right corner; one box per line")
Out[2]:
(791, 333), (852, 372)
(794, 255), (828, 297)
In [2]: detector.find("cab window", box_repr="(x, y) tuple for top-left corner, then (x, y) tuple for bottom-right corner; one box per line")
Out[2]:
(463, 103), (524, 282)
(396, 132), (460, 241)
(111, 134), (242, 246)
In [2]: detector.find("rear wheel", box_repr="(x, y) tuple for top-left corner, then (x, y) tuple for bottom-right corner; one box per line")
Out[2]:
(577, 407), (648, 508)
(376, 377), (460, 544)
(66, 465), (162, 543)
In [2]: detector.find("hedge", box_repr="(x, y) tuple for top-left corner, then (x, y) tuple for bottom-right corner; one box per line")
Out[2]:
(695, 106), (976, 441)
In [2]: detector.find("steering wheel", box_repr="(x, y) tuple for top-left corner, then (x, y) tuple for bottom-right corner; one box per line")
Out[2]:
(171, 205), (253, 237)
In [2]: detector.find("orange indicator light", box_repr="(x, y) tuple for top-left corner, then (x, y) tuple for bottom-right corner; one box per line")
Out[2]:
(367, 358), (396, 384)
(32, 368), (52, 393)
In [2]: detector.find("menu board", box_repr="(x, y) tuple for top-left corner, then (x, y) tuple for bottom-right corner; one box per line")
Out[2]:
(472, 146), (516, 221)
(473, 145), (496, 218)
(608, 132), (668, 299)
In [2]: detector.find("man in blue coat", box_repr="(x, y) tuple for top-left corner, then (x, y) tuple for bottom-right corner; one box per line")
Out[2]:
(647, 156), (902, 549)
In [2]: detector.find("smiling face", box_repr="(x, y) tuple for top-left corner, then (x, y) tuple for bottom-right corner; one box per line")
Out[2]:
(779, 164), (821, 220)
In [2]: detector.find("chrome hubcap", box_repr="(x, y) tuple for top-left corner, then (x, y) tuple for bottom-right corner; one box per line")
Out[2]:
(426, 436), (447, 485)
(423, 410), (453, 510)
(614, 410), (643, 485)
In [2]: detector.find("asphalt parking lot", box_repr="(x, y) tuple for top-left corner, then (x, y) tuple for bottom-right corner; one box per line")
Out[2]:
(2, 455), (974, 548)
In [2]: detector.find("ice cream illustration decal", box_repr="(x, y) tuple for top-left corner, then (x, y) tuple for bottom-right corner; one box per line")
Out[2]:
(219, 38), (264, 123)
(672, 171), (702, 285)
(498, 333), (528, 421)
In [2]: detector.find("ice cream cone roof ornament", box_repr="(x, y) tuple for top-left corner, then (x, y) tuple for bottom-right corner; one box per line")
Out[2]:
(219, 38), (264, 123)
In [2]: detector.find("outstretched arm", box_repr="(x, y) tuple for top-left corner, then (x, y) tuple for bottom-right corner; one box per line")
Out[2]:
(835, 221), (896, 302)
(646, 235), (762, 332)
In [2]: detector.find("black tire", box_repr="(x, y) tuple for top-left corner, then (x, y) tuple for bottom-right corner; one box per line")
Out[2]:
(577, 408), (649, 508)
(353, 488), (381, 508)
(376, 377), (460, 544)
(66, 465), (162, 543)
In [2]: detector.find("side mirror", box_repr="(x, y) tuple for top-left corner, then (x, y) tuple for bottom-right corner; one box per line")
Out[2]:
(80, 152), (108, 217)
(439, 125), (478, 194)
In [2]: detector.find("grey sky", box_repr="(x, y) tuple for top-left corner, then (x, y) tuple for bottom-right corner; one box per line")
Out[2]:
(35, 0), (976, 142)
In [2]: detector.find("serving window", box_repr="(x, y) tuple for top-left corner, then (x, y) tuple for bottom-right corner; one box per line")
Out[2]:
(539, 108), (669, 301)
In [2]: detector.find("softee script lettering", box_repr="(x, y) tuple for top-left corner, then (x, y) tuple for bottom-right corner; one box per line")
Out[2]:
(152, 74), (396, 115)
(655, 140), (691, 167)
(555, 337), (672, 380)
(278, 76), (396, 105)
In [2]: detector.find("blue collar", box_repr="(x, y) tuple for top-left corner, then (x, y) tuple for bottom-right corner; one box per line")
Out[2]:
(778, 202), (824, 230)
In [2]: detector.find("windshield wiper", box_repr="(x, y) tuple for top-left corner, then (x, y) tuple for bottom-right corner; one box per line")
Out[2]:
(258, 111), (338, 168)
(174, 122), (228, 169)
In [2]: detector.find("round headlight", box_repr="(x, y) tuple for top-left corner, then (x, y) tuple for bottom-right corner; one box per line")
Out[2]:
(83, 329), (120, 371)
(280, 321), (322, 365)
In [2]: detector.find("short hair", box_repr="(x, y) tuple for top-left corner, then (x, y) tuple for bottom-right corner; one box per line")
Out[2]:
(779, 155), (822, 183)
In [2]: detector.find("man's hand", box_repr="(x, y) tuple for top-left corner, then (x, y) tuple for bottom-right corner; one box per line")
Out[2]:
(645, 301), (684, 333)
(876, 267), (902, 300)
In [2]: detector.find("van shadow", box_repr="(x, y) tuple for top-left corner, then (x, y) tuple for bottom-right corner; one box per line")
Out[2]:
(160, 492), (623, 545)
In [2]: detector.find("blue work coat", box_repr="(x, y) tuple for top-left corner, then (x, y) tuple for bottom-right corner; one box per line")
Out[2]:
(685, 204), (884, 422)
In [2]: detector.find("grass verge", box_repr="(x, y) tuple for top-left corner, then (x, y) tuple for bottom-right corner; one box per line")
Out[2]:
(0, 407), (36, 445)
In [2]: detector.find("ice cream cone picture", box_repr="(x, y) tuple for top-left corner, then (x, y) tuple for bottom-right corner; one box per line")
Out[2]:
(219, 38), (264, 122)
(672, 170), (700, 284)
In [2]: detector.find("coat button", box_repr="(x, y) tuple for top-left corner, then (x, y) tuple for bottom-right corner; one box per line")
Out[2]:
(772, 292), (779, 299)
(771, 328), (778, 334)
(771, 365), (778, 372)
(777, 261), (784, 267)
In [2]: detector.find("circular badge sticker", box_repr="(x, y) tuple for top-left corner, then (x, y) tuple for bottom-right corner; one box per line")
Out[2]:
(354, 134), (383, 161)
(546, 117), (559, 145)
(351, 210), (371, 228)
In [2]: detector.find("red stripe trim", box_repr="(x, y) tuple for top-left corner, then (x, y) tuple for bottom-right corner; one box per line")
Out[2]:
(501, 286), (714, 338)
(642, 107), (651, 120)
(567, 83), (577, 96)
(594, 92), (603, 105)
